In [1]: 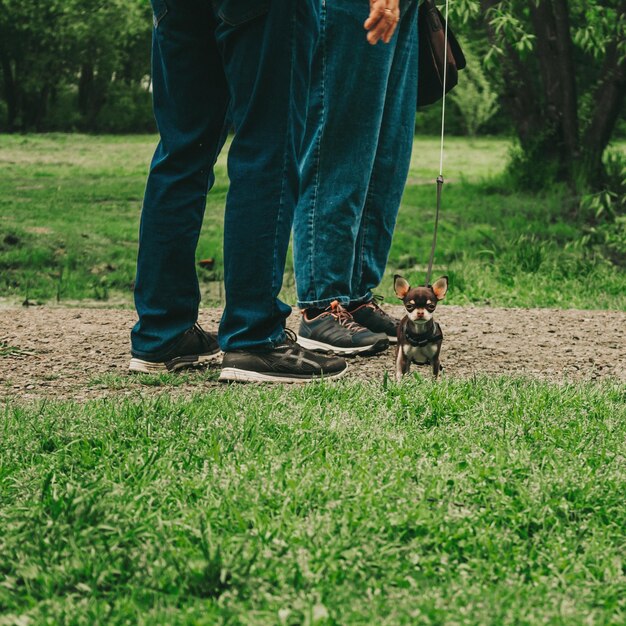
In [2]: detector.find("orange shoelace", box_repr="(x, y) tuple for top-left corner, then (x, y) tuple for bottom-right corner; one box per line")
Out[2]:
(329, 300), (366, 333)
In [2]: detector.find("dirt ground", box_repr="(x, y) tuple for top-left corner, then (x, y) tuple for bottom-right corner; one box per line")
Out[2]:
(1, 304), (625, 402)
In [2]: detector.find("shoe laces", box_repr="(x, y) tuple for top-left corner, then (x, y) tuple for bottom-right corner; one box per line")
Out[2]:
(192, 322), (206, 336)
(328, 300), (366, 333)
(279, 328), (305, 352)
(364, 295), (396, 323)
(284, 328), (298, 344)
(191, 322), (218, 342)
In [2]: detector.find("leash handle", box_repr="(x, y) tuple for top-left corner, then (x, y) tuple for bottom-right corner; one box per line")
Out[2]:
(426, 0), (449, 286)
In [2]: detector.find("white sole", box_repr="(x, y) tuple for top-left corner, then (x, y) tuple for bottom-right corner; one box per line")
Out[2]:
(296, 335), (388, 356)
(218, 365), (348, 384)
(129, 352), (221, 374)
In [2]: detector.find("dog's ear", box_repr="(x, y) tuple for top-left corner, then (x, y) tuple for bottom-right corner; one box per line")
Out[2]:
(394, 274), (410, 299)
(432, 276), (448, 300)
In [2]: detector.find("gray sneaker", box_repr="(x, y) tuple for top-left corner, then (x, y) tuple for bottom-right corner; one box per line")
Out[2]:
(219, 330), (348, 383)
(297, 301), (389, 356)
(350, 295), (400, 344)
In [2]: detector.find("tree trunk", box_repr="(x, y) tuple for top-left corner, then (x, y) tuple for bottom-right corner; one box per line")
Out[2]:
(78, 63), (94, 117)
(527, 0), (579, 184)
(34, 84), (51, 132)
(551, 0), (579, 164)
(0, 48), (18, 132)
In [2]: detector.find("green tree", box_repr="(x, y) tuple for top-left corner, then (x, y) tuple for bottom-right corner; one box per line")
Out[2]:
(0, 0), (151, 131)
(0, 0), (73, 130)
(450, 45), (500, 135)
(71, 0), (151, 127)
(453, 0), (626, 191)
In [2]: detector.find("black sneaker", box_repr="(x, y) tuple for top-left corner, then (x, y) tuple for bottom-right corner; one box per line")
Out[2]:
(129, 323), (221, 373)
(350, 295), (400, 344)
(219, 330), (347, 383)
(297, 301), (389, 356)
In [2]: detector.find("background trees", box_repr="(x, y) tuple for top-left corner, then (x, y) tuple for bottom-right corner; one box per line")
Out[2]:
(0, 0), (151, 132)
(452, 0), (626, 191)
(0, 0), (624, 193)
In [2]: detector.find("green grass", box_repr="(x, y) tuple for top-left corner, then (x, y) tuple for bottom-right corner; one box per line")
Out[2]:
(1, 377), (625, 624)
(1, 134), (625, 309)
(0, 341), (33, 358)
(2, 135), (625, 625)
(89, 369), (220, 389)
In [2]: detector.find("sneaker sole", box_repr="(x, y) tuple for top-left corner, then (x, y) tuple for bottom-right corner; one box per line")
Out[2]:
(218, 365), (348, 384)
(296, 335), (389, 356)
(129, 352), (221, 374)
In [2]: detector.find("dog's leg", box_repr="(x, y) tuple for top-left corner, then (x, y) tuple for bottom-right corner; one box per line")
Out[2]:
(432, 356), (441, 379)
(395, 345), (409, 381)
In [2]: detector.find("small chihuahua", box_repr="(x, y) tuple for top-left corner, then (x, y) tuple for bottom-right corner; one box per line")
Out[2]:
(393, 274), (448, 381)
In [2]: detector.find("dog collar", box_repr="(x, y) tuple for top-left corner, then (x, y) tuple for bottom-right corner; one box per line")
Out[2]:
(405, 320), (443, 347)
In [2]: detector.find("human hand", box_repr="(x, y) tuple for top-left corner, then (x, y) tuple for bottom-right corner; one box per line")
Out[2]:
(364, 0), (400, 45)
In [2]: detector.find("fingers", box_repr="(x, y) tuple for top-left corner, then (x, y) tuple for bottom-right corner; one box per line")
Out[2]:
(381, 1), (400, 44)
(380, 8), (399, 44)
(364, 0), (400, 45)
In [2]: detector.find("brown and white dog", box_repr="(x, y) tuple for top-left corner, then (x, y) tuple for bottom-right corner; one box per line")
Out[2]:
(394, 274), (448, 381)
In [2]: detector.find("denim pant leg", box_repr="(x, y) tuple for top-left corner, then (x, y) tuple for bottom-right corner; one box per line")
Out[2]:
(351, 1), (419, 304)
(216, 0), (320, 351)
(131, 0), (229, 358)
(293, 0), (416, 310)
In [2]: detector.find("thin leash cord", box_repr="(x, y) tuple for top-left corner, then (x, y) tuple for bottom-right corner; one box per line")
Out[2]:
(439, 0), (449, 177)
(425, 0), (449, 286)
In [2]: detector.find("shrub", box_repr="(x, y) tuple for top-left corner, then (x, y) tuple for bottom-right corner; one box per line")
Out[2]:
(92, 83), (155, 134)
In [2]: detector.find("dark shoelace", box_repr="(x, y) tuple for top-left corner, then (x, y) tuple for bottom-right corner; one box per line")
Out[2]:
(192, 322), (220, 343)
(365, 295), (398, 323)
(284, 328), (299, 343)
(192, 322), (206, 335)
(274, 328), (304, 353)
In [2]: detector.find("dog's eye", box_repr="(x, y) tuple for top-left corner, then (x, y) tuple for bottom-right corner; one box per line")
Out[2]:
(405, 303), (415, 311)
(426, 303), (436, 312)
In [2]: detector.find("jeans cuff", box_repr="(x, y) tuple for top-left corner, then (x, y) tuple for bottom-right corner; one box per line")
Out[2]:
(296, 295), (351, 309)
(219, 330), (286, 353)
(348, 291), (373, 307)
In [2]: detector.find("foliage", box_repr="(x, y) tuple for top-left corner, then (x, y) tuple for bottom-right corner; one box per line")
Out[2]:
(449, 44), (500, 136)
(579, 151), (626, 264)
(449, 0), (626, 191)
(0, 0), (623, 143)
(0, 0), (152, 132)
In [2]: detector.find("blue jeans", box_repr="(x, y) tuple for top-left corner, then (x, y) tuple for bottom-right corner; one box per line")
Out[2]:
(293, 0), (418, 309)
(132, 0), (319, 357)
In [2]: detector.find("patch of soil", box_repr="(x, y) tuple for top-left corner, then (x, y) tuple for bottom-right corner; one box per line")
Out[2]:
(1, 305), (624, 402)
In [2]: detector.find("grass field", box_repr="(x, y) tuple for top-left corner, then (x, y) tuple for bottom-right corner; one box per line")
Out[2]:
(2, 378), (625, 625)
(1, 135), (625, 624)
(1, 134), (625, 309)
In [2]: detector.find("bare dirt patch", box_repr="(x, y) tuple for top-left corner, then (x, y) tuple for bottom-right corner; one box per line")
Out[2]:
(1, 305), (624, 402)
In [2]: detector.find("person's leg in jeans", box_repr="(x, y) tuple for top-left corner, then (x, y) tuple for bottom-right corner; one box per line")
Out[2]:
(131, 0), (229, 365)
(216, 0), (346, 381)
(216, 0), (318, 352)
(293, 0), (418, 355)
(131, 0), (346, 381)
(348, 1), (418, 339)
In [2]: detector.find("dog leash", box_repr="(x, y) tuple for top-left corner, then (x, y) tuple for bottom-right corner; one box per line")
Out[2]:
(424, 0), (449, 287)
